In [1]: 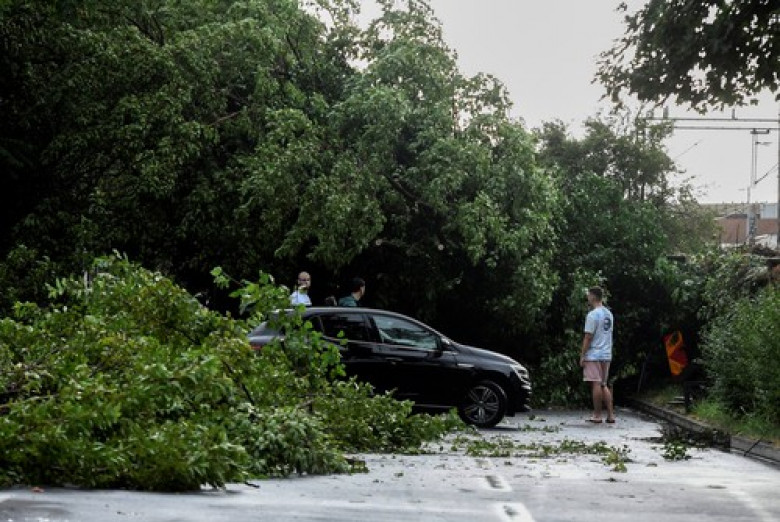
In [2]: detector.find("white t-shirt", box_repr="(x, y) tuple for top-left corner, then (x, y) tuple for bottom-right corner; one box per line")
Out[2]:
(583, 306), (613, 361)
(290, 290), (312, 306)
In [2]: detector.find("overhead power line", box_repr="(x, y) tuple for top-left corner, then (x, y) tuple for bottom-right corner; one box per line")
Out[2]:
(755, 163), (778, 185)
(672, 139), (703, 161)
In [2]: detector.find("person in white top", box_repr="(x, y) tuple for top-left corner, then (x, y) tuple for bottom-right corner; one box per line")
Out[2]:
(289, 271), (312, 306)
(580, 286), (615, 424)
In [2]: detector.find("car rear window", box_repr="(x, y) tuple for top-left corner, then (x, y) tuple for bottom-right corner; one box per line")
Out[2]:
(317, 313), (370, 341)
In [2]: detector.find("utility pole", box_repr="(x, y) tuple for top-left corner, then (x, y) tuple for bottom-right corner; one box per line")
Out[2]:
(749, 129), (771, 245)
(645, 111), (780, 248)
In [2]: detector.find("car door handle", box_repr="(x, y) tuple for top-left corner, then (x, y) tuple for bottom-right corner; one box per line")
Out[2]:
(385, 357), (403, 363)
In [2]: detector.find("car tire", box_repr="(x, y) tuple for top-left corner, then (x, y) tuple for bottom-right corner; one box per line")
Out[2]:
(458, 380), (508, 428)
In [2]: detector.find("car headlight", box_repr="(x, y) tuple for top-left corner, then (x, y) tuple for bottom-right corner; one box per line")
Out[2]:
(511, 364), (529, 379)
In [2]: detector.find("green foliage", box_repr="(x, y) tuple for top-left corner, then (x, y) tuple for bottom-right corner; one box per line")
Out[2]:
(538, 116), (678, 204)
(661, 440), (691, 461)
(598, 0), (780, 109)
(238, 407), (348, 478)
(533, 118), (684, 403)
(659, 192), (718, 255)
(697, 250), (773, 322)
(653, 248), (774, 346)
(287, 0), (559, 333)
(0, 255), (252, 490)
(529, 278), (597, 403)
(700, 285), (780, 424)
(0, 255), (457, 490)
(603, 445), (630, 472)
(4, 0), (763, 422)
(314, 380), (465, 453)
(534, 330), (587, 407)
(1, 0), (341, 294)
(0, 244), (61, 313)
(693, 399), (780, 443)
(1, 0), (558, 353)
(629, 249), (780, 404)
(450, 433), (632, 472)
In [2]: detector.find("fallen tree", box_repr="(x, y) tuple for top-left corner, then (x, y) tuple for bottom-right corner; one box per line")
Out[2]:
(0, 255), (460, 491)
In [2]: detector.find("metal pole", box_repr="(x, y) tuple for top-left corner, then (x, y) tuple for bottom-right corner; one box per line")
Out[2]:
(646, 109), (780, 249)
(749, 129), (771, 246)
(748, 131), (755, 245)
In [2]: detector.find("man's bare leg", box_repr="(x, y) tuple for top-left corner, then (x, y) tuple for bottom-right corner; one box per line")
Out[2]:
(590, 381), (603, 420)
(602, 384), (615, 422)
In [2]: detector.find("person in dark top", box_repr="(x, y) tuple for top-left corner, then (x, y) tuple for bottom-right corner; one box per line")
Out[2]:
(338, 277), (366, 307)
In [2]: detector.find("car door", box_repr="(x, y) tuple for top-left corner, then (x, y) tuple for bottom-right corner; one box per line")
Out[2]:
(314, 311), (391, 392)
(367, 312), (470, 407)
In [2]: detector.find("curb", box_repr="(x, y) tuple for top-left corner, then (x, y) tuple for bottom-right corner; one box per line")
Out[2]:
(628, 399), (780, 467)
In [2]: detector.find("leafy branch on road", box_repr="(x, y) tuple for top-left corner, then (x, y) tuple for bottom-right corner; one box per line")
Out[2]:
(446, 433), (632, 473)
(0, 256), (459, 491)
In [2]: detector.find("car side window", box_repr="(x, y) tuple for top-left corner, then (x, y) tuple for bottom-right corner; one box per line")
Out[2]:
(317, 313), (370, 342)
(372, 315), (439, 351)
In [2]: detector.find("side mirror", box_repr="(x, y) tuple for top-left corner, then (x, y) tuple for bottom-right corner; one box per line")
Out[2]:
(439, 337), (453, 351)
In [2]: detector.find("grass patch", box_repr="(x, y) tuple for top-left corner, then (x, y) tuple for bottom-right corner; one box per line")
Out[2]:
(637, 384), (686, 411)
(637, 384), (780, 446)
(692, 400), (780, 446)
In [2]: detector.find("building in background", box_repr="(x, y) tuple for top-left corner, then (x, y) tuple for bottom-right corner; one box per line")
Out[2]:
(708, 202), (778, 248)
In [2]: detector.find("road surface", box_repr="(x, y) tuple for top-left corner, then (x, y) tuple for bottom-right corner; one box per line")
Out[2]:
(2, 408), (778, 521)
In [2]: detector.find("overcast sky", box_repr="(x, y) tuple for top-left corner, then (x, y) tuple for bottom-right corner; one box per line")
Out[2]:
(360, 0), (780, 205)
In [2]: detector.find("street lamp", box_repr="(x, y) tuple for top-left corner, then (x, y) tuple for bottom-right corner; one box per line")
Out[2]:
(747, 129), (771, 245)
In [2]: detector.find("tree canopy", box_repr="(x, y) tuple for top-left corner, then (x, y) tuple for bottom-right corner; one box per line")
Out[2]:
(597, 0), (780, 109)
(1, 0), (711, 409)
(0, 0), (559, 337)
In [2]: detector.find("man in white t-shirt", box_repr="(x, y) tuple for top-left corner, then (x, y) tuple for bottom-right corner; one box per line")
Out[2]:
(580, 286), (615, 424)
(289, 271), (312, 307)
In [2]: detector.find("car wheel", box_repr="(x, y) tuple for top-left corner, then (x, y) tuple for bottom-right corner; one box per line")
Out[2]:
(458, 380), (508, 428)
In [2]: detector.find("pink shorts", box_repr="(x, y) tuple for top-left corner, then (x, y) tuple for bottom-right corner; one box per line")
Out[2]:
(583, 361), (610, 384)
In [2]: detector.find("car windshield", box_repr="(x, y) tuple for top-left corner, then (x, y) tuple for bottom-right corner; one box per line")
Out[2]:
(250, 322), (279, 336)
(372, 315), (439, 351)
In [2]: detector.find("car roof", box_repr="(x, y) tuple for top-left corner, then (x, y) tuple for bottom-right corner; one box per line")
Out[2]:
(305, 306), (381, 313)
(303, 306), (417, 318)
(301, 307), (447, 336)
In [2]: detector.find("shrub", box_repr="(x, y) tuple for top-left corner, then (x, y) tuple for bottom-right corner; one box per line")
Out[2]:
(701, 285), (780, 423)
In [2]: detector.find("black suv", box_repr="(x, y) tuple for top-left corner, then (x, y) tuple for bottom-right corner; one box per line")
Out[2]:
(249, 307), (531, 428)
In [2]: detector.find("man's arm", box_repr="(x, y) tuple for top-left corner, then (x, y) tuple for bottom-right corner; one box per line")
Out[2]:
(580, 332), (593, 366)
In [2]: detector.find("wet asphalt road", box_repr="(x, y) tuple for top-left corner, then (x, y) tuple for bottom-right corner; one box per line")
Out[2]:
(2, 408), (779, 521)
